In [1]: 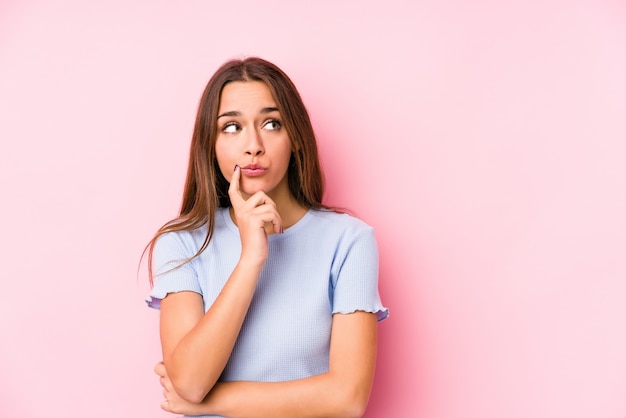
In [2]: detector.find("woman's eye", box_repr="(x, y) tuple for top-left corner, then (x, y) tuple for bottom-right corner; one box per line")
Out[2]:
(262, 119), (282, 131)
(222, 122), (239, 133)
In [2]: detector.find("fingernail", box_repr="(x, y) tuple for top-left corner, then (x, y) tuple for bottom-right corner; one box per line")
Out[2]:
(234, 165), (239, 172)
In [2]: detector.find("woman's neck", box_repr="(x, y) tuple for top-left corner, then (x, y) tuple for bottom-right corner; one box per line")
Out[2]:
(276, 198), (308, 229)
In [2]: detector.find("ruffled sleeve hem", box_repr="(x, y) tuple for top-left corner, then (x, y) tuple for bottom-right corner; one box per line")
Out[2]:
(332, 306), (389, 322)
(145, 295), (162, 310)
(145, 288), (203, 310)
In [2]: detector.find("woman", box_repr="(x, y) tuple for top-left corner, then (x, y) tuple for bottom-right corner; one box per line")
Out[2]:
(145, 57), (388, 417)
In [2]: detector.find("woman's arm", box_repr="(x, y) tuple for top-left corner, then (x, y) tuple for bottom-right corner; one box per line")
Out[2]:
(159, 166), (282, 403)
(159, 257), (263, 403)
(158, 311), (379, 418)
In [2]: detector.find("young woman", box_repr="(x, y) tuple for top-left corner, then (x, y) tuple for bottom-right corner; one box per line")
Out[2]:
(145, 57), (388, 418)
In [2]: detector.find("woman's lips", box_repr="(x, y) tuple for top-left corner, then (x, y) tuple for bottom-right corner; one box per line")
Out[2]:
(241, 165), (266, 177)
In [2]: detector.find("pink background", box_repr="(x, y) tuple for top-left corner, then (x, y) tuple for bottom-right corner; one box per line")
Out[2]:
(1, 1), (625, 417)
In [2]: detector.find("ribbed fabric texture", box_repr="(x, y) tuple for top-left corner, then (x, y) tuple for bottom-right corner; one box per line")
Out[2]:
(147, 208), (388, 418)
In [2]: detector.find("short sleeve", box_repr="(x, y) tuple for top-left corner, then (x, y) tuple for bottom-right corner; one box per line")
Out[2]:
(145, 231), (202, 310)
(331, 226), (389, 322)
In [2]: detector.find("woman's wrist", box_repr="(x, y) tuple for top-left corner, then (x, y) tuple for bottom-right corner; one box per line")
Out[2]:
(236, 254), (266, 272)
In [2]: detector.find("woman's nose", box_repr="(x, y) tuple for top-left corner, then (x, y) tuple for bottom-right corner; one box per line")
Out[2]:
(245, 128), (264, 156)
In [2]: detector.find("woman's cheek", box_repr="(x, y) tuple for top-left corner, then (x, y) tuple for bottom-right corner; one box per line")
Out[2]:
(215, 151), (233, 183)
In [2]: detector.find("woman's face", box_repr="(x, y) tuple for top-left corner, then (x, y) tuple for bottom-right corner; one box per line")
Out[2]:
(215, 81), (293, 201)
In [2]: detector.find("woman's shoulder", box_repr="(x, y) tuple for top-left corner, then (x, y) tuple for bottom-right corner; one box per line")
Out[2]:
(307, 209), (378, 257)
(155, 220), (209, 249)
(308, 208), (374, 233)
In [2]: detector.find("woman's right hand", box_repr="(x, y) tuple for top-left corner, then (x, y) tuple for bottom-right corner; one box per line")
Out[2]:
(228, 165), (282, 265)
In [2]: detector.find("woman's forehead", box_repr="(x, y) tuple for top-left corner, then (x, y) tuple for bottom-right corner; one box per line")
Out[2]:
(218, 81), (277, 114)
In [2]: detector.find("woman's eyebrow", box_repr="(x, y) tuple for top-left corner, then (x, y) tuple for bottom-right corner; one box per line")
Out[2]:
(217, 110), (240, 119)
(217, 107), (279, 119)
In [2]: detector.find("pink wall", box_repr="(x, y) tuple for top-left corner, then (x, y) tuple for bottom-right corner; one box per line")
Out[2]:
(1, 1), (625, 416)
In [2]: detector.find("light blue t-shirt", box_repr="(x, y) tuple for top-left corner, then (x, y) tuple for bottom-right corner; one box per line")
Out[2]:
(147, 207), (388, 417)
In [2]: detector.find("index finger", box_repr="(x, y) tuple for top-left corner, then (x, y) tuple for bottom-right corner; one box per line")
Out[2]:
(228, 165), (245, 207)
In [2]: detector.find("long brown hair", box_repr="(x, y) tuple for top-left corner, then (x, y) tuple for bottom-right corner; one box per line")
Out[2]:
(145, 57), (330, 284)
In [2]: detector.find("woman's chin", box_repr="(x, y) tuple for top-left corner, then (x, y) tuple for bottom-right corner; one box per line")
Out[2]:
(239, 186), (269, 199)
